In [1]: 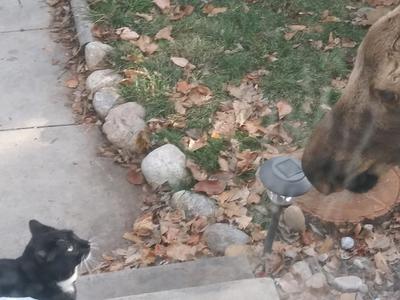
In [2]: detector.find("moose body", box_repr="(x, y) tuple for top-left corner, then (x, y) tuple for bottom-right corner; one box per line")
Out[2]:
(303, 6), (400, 194)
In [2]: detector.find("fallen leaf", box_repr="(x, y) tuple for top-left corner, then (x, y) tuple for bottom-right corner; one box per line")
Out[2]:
(171, 56), (189, 68)
(288, 24), (307, 31)
(46, 0), (60, 6)
(247, 192), (261, 204)
(341, 38), (357, 48)
(284, 31), (297, 41)
(218, 156), (230, 172)
(166, 243), (197, 261)
(233, 100), (253, 126)
(226, 82), (263, 103)
(132, 36), (159, 55)
(265, 123), (293, 144)
(235, 215), (253, 229)
(176, 80), (192, 94)
(186, 159), (208, 181)
(133, 213), (157, 237)
(276, 100), (293, 119)
(321, 10), (341, 23)
(127, 168), (144, 185)
(135, 13), (154, 21)
(223, 202), (248, 218)
(194, 180), (226, 195)
(186, 85), (211, 106)
(367, 0), (396, 6)
(170, 5), (195, 21)
(155, 26), (174, 41)
(203, 4), (228, 16)
(65, 78), (79, 88)
(153, 0), (170, 11)
(211, 110), (236, 137)
(116, 27), (140, 41)
(374, 252), (391, 274)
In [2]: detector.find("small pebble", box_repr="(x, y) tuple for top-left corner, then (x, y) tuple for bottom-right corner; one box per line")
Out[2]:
(341, 236), (355, 250)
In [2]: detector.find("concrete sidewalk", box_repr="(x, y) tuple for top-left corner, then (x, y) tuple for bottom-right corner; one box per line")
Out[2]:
(0, 0), (142, 258)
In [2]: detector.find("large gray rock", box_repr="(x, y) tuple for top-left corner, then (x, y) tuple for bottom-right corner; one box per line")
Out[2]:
(291, 260), (312, 281)
(332, 276), (364, 293)
(85, 41), (113, 71)
(93, 87), (124, 119)
(86, 69), (122, 93)
(102, 102), (146, 153)
(141, 144), (189, 188)
(204, 223), (250, 254)
(170, 191), (216, 219)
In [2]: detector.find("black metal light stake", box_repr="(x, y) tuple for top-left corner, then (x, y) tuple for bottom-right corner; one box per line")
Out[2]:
(258, 157), (311, 253)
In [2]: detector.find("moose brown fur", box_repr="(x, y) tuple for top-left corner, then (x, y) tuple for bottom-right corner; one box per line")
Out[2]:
(302, 6), (400, 194)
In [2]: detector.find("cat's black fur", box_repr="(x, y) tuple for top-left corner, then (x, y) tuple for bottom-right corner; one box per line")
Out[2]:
(0, 220), (90, 300)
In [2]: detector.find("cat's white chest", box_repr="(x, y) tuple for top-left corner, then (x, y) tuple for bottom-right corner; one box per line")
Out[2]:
(57, 267), (78, 294)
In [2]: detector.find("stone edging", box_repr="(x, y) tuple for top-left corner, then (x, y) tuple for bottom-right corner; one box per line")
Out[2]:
(70, 0), (94, 47)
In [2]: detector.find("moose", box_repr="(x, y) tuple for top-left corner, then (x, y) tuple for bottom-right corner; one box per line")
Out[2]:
(302, 6), (400, 194)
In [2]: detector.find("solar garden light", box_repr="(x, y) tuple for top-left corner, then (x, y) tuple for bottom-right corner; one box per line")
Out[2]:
(258, 157), (311, 253)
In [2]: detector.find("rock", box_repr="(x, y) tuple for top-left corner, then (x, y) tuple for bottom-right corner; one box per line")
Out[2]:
(333, 276), (364, 293)
(282, 205), (305, 233)
(93, 87), (124, 119)
(86, 69), (122, 92)
(318, 253), (329, 263)
(102, 102), (146, 153)
(204, 223), (250, 254)
(291, 260), (312, 281)
(277, 273), (302, 294)
(340, 294), (357, 300)
(141, 144), (188, 188)
(305, 273), (327, 290)
(341, 237), (355, 250)
(85, 41), (113, 71)
(170, 191), (216, 219)
(353, 257), (373, 274)
(225, 244), (253, 257)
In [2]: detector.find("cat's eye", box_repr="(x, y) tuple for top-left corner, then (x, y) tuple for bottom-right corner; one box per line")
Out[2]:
(67, 245), (74, 252)
(377, 89), (399, 103)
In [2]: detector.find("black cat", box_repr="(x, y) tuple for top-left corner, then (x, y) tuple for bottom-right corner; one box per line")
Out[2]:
(0, 220), (90, 300)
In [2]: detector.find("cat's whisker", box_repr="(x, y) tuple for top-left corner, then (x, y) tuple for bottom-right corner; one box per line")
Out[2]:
(84, 259), (92, 274)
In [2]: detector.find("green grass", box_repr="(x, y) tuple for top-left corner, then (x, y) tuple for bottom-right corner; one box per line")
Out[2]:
(187, 138), (227, 173)
(90, 0), (367, 170)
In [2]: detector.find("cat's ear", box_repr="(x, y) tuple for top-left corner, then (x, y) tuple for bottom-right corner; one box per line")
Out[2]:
(29, 220), (54, 236)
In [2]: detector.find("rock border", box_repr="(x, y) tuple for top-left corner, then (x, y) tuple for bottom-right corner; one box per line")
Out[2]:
(70, 2), (251, 260)
(70, 0), (94, 47)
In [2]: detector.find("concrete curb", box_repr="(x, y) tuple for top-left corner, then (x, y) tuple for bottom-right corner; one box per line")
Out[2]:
(70, 0), (94, 47)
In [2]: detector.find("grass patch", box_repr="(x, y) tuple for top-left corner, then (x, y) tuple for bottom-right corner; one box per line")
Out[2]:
(187, 139), (227, 173)
(91, 0), (366, 147)
(235, 132), (263, 151)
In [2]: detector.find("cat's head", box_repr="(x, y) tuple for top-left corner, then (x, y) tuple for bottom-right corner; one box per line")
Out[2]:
(25, 220), (90, 281)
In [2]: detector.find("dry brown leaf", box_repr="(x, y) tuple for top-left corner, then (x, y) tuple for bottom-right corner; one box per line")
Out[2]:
(133, 213), (157, 237)
(236, 150), (259, 173)
(176, 80), (192, 94)
(203, 4), (228, 16)
(170, 5), (195, 21)
(211, 110), (236, 138)
(374, 252), (391, 274)
(265, 123), (293, 144)
(331, 78), (347, 90)
(235, 215), (253, 229)
(284, 31), (297, 41)
(153, 0), (170, 11)
(341, 38), (357, 48)
(193, 180), (226, 195)
(186, 159), (208, 181)
(135, 13), (154, 21)
(233, 100), (253, 126)
(166, 243), (197, 261)
(288, 24), (307, 31)
(187, 136), (208, 151)
(247, 192), (261, 204)
(321, 10), (341, 23)
(226, 82), (263, 103)
(65, 78), (79, 89)
(127, 168), (144, 185)
(187, 85), (212, 106)
(276, 100), (293, 119)
(171, 56), (189, 68)
(367, 0), (396, 6)
(223, 202), (247, 218)
(132, 36), (159, 55)
(218, 156), (230, 172)
(116, 27), (140, 41)
(155, 26), (174, 41)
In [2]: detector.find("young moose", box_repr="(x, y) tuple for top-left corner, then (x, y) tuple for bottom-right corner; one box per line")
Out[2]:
(0, 220), (90, 300)
(303, 6), (400, 194)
